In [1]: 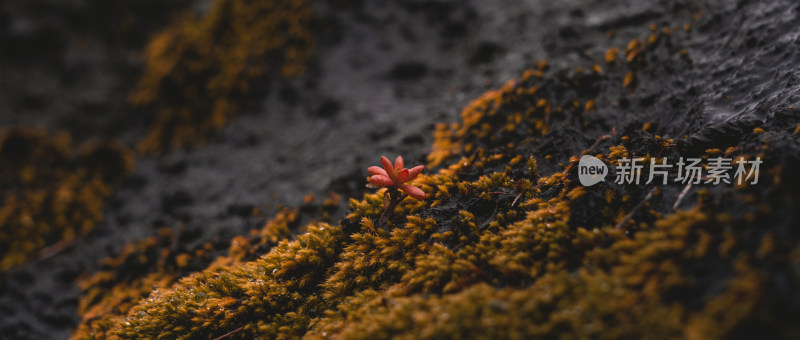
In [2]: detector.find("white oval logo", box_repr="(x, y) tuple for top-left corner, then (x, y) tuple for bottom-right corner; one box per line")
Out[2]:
(578, 155), (608, 186)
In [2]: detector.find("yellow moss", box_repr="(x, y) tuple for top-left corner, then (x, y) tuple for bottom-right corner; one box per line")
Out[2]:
(133, 0), (317, 153)
(585, 99), (596, 111)
(606, 47), (620, 63)
(73, 229), (196, 339)
(97, 108), (796, 340)
(75, 24), (800, 340)
(73, 207), (304, 339)
(623, 71), (635, 87)
(0, 128), (133, 272)
(427, 123), (460, 167)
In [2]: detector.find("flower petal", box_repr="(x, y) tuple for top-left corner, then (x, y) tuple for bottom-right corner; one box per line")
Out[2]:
(400, 184), (426, 200)
(396, 168), (410, 183)
(381, 156), (395, 180)
(406, 165), (424, 181)
(369, 175), (394, 187)
(368, 166), (389, 177)
(394, 155), (404, 171)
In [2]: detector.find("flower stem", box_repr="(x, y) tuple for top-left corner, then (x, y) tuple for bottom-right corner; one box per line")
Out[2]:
(379, 188), (406, 226)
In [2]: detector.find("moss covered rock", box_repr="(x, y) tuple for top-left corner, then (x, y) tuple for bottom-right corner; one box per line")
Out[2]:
(73, 14), (800, 340)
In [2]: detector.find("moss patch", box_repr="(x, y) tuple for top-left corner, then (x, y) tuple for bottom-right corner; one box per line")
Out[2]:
(73, 196), (345, 339)
(132, 0), (317, 153)
(0, 127), (133, 272)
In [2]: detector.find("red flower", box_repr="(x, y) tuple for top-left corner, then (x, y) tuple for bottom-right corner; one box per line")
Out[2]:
(367, 155), (426, 200)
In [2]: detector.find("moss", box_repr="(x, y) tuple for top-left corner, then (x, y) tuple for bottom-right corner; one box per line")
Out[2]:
(111, 223), (346, 339)
(0, 127), (133, 272)
(73, 228), (214, 339)
(73, 199), (343, 339)
(310, 272), (685, 340)
(77, 25), (800, 339)
(132, 0), (317, 153)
